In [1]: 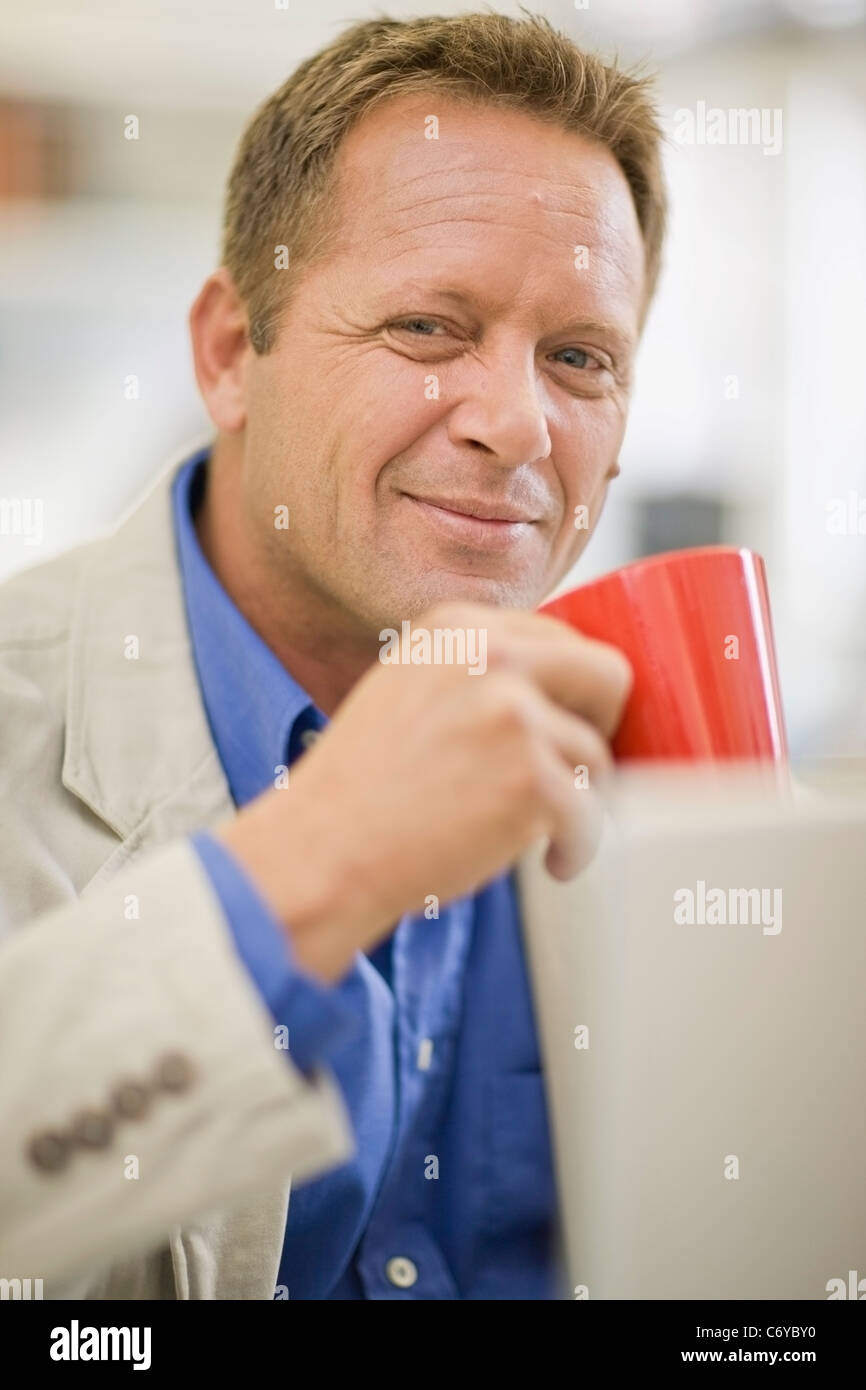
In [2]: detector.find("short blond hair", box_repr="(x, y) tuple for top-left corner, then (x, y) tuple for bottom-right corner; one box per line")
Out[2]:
(222, 10), (667, 352)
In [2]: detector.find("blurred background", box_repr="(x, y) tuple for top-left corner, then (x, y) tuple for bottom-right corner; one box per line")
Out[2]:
(0, 0), (864, 760)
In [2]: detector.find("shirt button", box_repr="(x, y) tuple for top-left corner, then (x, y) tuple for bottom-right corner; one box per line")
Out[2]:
(416, 1038), (434, 1071)
(385, 1256), (418, 1289)
(299, 728), (321, 750)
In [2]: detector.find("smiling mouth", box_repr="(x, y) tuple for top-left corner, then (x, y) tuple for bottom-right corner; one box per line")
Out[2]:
(402, 493), (539, 524)
(401, 493), (539, 550)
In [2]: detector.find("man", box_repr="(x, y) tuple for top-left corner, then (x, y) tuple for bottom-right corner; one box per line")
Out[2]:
(0, 12), (665, 1298)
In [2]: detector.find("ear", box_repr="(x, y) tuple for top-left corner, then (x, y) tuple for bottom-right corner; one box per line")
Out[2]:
(189, 268), (251, 433)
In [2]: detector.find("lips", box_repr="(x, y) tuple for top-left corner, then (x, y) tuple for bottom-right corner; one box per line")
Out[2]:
(403, 493), (538, 523)
(401, 493), (538, 552)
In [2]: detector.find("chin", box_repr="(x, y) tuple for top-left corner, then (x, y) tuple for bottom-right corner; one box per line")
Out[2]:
(389, 571), (542, 618)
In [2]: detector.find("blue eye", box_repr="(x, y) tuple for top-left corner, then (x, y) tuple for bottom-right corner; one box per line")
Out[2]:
(555, 348), (594, 369)
(399, 318), (441, 335)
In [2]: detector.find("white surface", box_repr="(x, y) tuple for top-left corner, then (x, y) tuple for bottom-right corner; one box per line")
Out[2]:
(519, 764), (866, 1299)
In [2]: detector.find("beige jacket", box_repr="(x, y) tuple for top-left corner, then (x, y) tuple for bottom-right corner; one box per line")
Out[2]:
(0, 451), (569, 1300)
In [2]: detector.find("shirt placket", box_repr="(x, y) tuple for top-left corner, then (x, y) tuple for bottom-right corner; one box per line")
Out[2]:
(353, 895), (475, 1299)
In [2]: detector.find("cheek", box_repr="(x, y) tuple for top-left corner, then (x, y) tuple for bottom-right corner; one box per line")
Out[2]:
(247, 360), (311, 472)
(336, 354), (454, 491)
(550, 400), (625, 510)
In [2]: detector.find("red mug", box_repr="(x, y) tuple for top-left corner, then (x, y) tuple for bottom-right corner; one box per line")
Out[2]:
(540, 546), (788, 763)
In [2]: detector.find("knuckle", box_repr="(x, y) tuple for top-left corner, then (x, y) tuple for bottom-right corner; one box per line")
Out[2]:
(481, 672), (538, 737)
(482, 640), (519, 675)
(503, 749), (552, 819)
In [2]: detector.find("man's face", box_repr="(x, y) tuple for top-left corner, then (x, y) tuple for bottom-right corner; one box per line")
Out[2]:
(241, 92), (645, 634)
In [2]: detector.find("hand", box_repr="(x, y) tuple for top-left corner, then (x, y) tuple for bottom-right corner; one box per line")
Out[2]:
(213, 601), (631, 980)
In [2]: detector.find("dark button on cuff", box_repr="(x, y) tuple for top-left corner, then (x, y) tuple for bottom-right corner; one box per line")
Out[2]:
(111, 1080), (151, 1120)
(69, 1108), (114, 1149)
(154, 1052), (195, 1093)
(28, 1130), (71, 1173)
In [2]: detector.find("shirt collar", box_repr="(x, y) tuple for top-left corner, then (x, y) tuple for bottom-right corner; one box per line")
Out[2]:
(171, 447), (326, 808)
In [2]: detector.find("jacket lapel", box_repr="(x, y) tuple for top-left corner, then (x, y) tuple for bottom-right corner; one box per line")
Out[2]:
(61, 449), (233, 868)
(59, 446), (291, 1299)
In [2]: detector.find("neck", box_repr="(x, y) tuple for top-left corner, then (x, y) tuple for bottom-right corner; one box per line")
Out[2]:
(194, 436), (377, 716)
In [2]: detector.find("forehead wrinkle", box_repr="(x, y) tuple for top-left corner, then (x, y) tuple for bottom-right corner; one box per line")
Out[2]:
(382, 206), (607, 235)
(336, 150), (641, 257)
(383, 193), (612, 232)
(379, 194), (642, 297)
(383, 173), (619, 216)
(341, 143), (623, 202)
(370, 213), (634, 282)
(385, 160), (613, 193)
(361, 196), (627, 261)
(357, 172), (636, 236)
(357, 142), (633, 201)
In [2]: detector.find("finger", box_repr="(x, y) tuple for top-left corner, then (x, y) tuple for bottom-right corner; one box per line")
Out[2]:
(516, 686), (613, 877)
(519, 682), (615, 790)
(490, 610), (633, 741)
(533, 745), (606, 880)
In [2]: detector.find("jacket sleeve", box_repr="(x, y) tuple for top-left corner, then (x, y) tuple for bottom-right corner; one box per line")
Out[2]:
(0, 835), (356, 1284)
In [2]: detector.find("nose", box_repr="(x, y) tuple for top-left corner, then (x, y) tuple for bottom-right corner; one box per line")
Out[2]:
(446, 339), (552, 469)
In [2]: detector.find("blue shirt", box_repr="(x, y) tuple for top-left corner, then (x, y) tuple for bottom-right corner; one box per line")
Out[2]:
(172, 447), (561, 1299)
